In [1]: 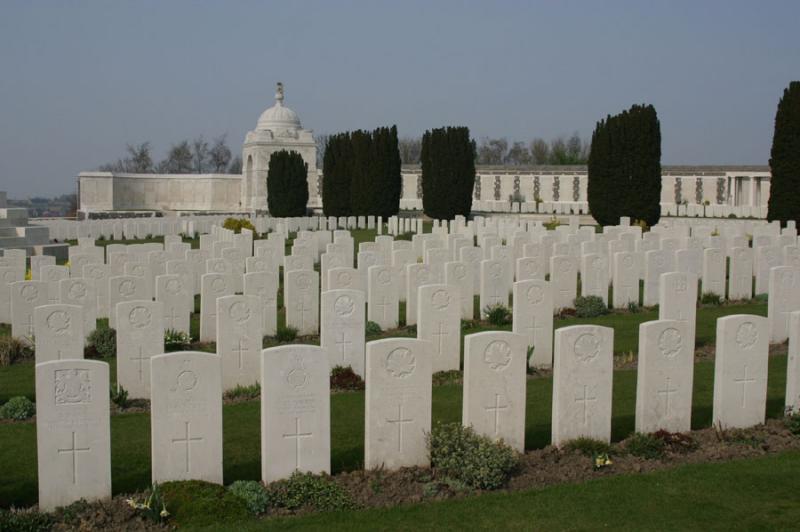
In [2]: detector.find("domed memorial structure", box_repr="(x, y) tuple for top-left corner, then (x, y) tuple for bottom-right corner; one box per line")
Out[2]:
(77, 82), (317, 214)
(242, 82), (317, 210)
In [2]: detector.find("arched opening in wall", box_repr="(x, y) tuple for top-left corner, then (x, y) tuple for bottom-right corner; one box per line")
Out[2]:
(245, 155), (253, 206)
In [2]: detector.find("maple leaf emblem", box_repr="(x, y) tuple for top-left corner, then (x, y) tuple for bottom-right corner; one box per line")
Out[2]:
(47, 310), (71, 335)
(229, 301), (251, 323)
(385, 347), (416, 378)
(129, 306), (152, 329)
(20, 284), (39, 302)
(526, 285), (544, 304)
(735, 322), (758, 350)
(658, 328), (682, 359)
(334, 295), (355, 317)
(483, 340), (512, 371)
(574, 333), (601, 363)
(68, 282), (87, 300)
(431, 289), (450, 310)
(119, 279), (136, 297)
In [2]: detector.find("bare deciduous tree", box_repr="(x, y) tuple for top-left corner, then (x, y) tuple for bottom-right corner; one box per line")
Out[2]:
(157, 141), (193, 174)
(399, 136), (422, 165)
(530, 138), (550, 165)
(209, 135), (233, 173)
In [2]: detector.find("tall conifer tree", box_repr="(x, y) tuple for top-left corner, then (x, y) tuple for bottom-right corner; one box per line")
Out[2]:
(267, 150), (308, 217)
(767, 81), (800, 225)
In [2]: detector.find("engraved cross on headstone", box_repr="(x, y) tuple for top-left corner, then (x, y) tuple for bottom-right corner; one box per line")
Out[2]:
(233, 338), (249, 370)
(657, 376), (678, 416)
(386, 403), (413, 452)
(58, 431), (90, 484)
(166, 306), (180, 330)
(282, 417), (313, 469)
(575, 384), (597, 426)
(484, 393), (509, 435)
(431, 321), (448, 355)
(336, 332), (351, 364)
(131, 346), (148, 382)
(734, 364), (756, 409)
(172, 421), (203, 473)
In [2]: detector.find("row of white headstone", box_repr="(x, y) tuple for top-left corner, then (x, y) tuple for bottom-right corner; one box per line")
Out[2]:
(35, 310), (800, 511)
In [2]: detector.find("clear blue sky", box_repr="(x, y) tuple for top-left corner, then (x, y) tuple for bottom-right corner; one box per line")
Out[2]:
(1, 0), (798, 197)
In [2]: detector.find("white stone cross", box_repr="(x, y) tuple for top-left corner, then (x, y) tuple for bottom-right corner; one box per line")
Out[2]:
(657, 376), (678, 416)
(282, 417), (313, 469)
(233, 338), (249, 370)
(484, 393), (509, 436)
(575, 384), (597, 426)
(336, 332), (351, 364)
(386, 403), (414, 452)
(58, 431), (91, 484)
(172, 421), (203, 474)
(375, 296), (389, 321)
(734, 365), (756, 409)
(131, 347), (148, 382)
(297, 298), (311, 330)
(432, 321), (448, 355)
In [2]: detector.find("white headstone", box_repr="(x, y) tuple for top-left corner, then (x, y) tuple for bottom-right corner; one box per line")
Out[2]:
(786, 310), (800, 415)
(367, 265), (399, 330)
(580, 254), (609, 303)
(199, 273), (234, 342)
(712, 315), (769, 429)
(550, 255), (578, 310)
(444, 261), (474, 320)
(405, 263), (437, 326)
(34, 303), (85, 363)
(659, 271), (698, 349)
(36, 359), (111, 511)
(365, 338), (432, 469)
(462, 331), (527, 452)
(612, 251), (639, 308)
(108, 275), (148, 329)
(480, 259), (511, 316)
(155, 274), (191, 335)
(417, 284), (461, 373)
(150, 352), (223, 484)
(512, 280), (554, 368)
(244, 271), (278, 336)
(635, 320), (693, 433)
(551, 325), (614, 446)
(320, 289), (366, 377)
(701, 248), (726, 299)
(261, 345), (330, 482)
(116, 300), (164, 399)
(11, 280), (48, 342)
(768, 266), (800, 343)
(285, 270), (320, 336)
(217, 295), (263, 390)
(728, 247), (753, 300)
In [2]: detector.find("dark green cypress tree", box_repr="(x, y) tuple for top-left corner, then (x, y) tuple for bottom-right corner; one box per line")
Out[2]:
(267, 150), (308, 217)
(421, 126), (476, 219)
(588, 104), (661, 226)
(768, 81), (800, 225)
(348, 129), (371, 215)
(322, 133), (353, 216)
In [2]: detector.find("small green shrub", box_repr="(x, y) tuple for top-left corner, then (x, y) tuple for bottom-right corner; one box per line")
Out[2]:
(275, 325), (298, 342)
(330, 365), (365, 391)
(365, 321), (382, 336)
(222, 217), (255, 234)
(574, 295), (609, 318)
(700, 292), (722, 306)
(484, 304), (512, 326)
(87, 326), (116, 358)
(427, 422), (519, 490)
(624, 432), (666, 460)
(161, 480), (249, 528)
(0, 396), (36, 420)
(422, 476), (472, 499)
(110, 385), (130, 409)
(266, 471), (357, 512)
(563, 437), (612, 457)
(164, 329), (191, 351)
(626, 301), (642, 313)
(544, 216), (561, 230)
(228, 480), (269, 515)
(785, 414), (800, 436)
(461, 319), (480, 331)
(0, 508), (54, 531)
(0, 336), (34, 366)
(753, 293), (768, 303)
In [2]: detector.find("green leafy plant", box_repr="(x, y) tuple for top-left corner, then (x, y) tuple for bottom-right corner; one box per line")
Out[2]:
(432, 370), (462, 386)
(427, 422), (519, 490)
(365, 321), (382, 336)
(700, 292), (722, 306)
(161, 480), (249, 528)
(422, 476), (472, 499)
(0, 396), (36, 420)
(484, 304), (512, 326)
(0, 508), (54, 531)
(87, 326), (116, 358)
(222, 217), (255, 234)
(110, 385), (130, 409)
(228, 480), (269, 515)
(126, 483), (170, 523)
(544, 216), (561, 230)
(224, 382), (261, 401)
(624, 432), (666, 460)
(0, 336), (34, 366)
(785, 413), (800, 436)
(275, 325), (298, 342)
(574, 295), (609, 318)
(626, 301), (642, 313)
(266, 471), (357, 512)
(330, 365), (365, 391)
(164, 329), (191, 351)
(563, 437), (612, 457)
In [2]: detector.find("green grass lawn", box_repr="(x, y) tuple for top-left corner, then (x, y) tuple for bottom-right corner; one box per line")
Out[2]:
(0, 352), (789, 508)
(211, 450), (800, 531)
